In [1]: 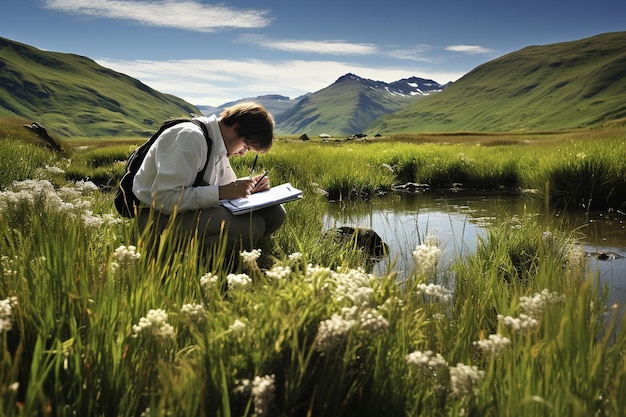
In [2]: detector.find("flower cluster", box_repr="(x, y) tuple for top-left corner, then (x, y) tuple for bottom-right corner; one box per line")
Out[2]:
(287, 252), (302, 262)
(332, 267), (375, 305)
(0, 297), (18, 334)
(229, 319), (247, 333)
(473, 334), (511, 356)
(110, 245), (141, 273)
(405, 350), (448, 373)
(240, 249), (262, 268)
(416, 283), (453, 303)
(237, 375), (276, 417)
(180, 303), (206, 324)
(449, 363), (485, 398)
(313, 305), (389, 353)
(227, 273), (252, 290)
(313, 312), (356, 353)
(520, 289), (564, 318)
(132, 309), (175, 339)
(346, 306), (389, 334)
(497, 313), (538, 331)
(251, 374), (276, 417)
(1, 255), (19, 278)
(412, 237), (441, 278)
(265, 265), (291, 280)
(200, 272), (219, 293)
(566, 244), (587, 278)
(0, 179), (120, 230)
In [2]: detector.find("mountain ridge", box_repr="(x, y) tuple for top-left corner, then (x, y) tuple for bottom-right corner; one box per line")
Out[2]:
(2, 32), (625, 138)
(274, 73), (445, 135)
(368, 31), (626, 133)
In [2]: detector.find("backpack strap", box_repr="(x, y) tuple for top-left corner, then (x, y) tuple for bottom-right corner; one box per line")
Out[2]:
(189, 119), (212, 186)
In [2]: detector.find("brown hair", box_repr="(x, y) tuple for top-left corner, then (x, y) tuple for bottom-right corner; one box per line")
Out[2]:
(219, 102), (274, 152)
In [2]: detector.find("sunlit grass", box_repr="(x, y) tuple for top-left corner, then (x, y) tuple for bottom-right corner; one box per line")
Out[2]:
(0, 122), (625, 416)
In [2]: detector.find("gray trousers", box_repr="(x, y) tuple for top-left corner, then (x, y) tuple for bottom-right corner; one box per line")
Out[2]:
(138, 204), (286, 255)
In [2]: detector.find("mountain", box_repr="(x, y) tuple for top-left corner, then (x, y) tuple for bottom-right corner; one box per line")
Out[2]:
(274, 73), (445, 136)
(369, 31), (626, 133)
(197, 94), (306, 120)
(0, 37), (199, 137)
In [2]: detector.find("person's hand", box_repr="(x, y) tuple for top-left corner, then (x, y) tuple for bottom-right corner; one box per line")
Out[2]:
(251, 173), (270, 193)
(219, 179), (254, 200)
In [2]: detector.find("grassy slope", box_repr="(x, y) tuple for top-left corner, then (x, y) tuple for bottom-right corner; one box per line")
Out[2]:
(275, 76), (418, 136)
(0, 37), (199, 138)
(369, 31), (626, 133)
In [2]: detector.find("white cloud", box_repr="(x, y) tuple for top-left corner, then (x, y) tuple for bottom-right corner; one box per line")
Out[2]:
(43, 0), (270, 31)
(386, 44), (435, 62)
(445, 45), (494, 54)
(240, 35), (379, 55)
(96, 58), (465, 106)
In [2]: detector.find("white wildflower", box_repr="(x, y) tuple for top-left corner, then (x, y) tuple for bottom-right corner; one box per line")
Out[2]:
(252, 374), (276, 417)
(181, 303), (206, 324)
(449, 363), (485, 398)
(82, 211), (122, 228)
(304, 264), (333, 280)
(416, 283), (452, 303)
(423, 233), (440, 248)
(406, 350), (448, 372)
(265, 265), (291, 280)
(520, 289), (564, 318)
(497, 313), (538, 331)
(0, 297), (18, 333)
(288, 252), (302, 262)
(200, 272), (219, 292)
(412, 243), (441, 278)
(132, 309), (175, 339)
(227, 273), (252, 290)
(333, 267), (374, 304)
(566, 244), (587, 278)
(110, 245), (141, 272)
(74, 180), (99, 192)
(240, 249), (262, 268)
(473, 334), (511, 356)
(229, 319), (247, 333)
(314, 313), (357, 353)
(356, 307), (389, 334)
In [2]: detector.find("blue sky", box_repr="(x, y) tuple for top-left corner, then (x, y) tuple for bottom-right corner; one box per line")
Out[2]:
(2, 0), (625, 106)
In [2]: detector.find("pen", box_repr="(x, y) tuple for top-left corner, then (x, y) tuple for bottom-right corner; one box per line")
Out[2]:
(249, 154), (258, 179)
(254, 170), (269, 188)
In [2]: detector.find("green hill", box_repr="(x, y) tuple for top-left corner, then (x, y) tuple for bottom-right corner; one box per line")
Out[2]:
(275, 74), (434, 136)
(0, 37), (199, 138)
(369, 31), (626, 133)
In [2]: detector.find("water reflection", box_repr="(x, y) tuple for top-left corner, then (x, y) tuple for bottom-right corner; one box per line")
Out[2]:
(323, 190), (626, 307)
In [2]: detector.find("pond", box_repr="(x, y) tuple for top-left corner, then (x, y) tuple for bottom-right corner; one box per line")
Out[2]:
(323, 190), (626, 309)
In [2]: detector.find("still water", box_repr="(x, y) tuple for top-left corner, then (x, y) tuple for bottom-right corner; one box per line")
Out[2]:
(323, 190), (626, 308)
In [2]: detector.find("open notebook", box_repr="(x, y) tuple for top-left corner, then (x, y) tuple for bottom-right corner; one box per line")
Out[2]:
(220, 182), (302, 215)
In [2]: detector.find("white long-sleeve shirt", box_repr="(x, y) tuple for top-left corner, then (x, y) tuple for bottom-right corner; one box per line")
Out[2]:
(132, 115), (236, 214)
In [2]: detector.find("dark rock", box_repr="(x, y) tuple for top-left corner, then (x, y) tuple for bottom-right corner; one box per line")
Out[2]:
(325, 226), (389, 261)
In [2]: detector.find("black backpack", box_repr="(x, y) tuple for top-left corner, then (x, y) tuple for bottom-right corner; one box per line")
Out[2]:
(114, 119), (212, 217)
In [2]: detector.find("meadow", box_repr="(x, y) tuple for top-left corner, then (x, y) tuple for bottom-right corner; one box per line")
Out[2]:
(1, 118), (625, 416)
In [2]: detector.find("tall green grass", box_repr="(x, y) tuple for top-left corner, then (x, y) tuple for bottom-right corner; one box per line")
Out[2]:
(0, 125), (625, 416)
